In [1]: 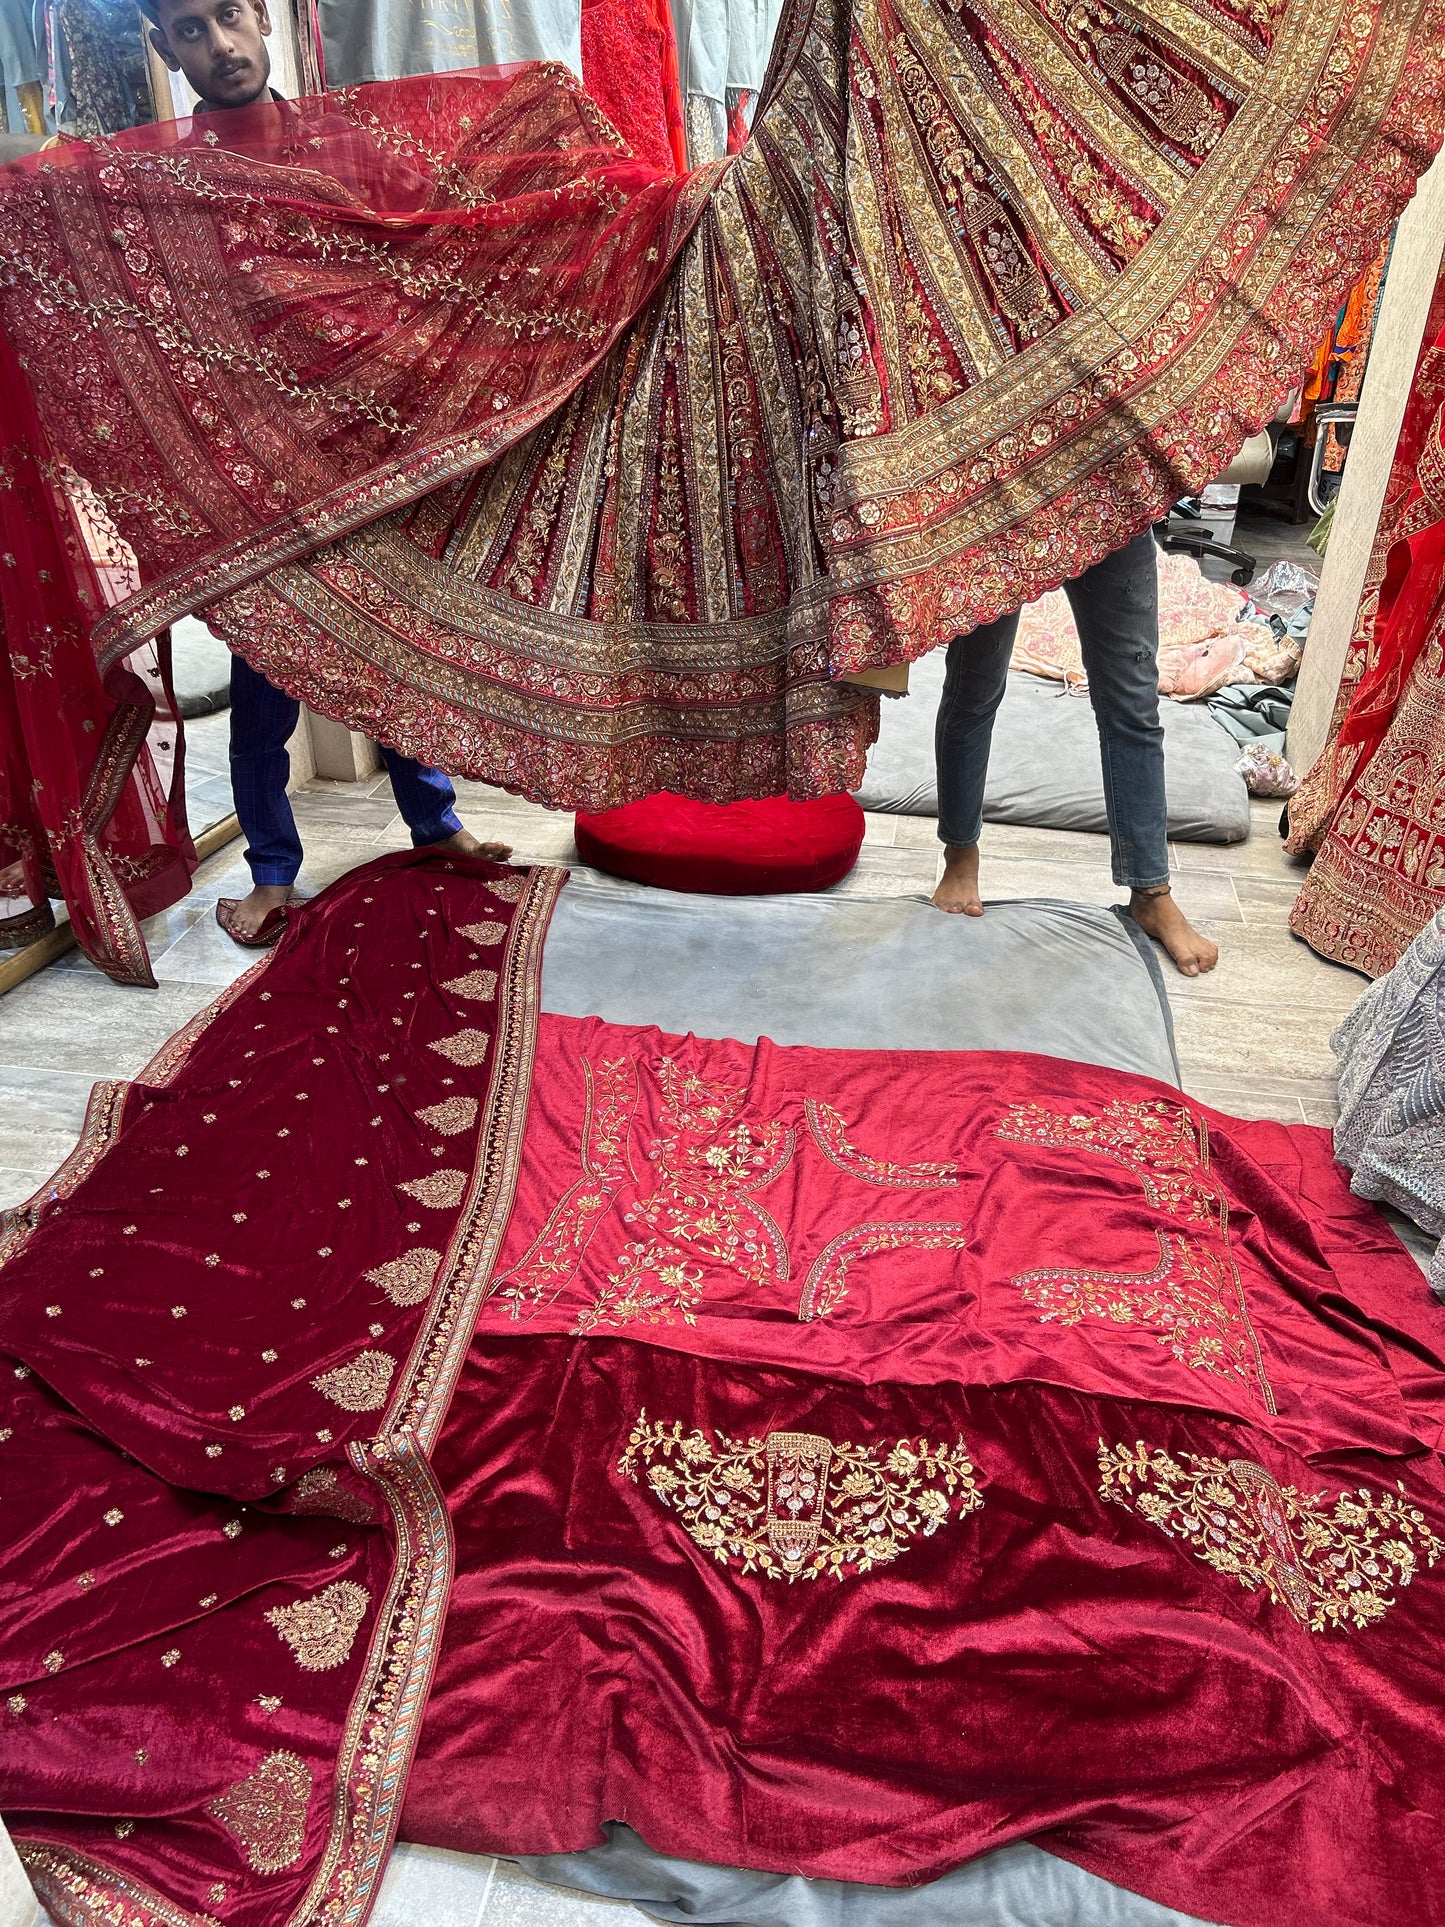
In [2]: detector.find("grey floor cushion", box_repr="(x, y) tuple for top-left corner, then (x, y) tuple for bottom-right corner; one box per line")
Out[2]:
(854, 656), (1251, 845)
(520, 1823), (1217, 1927)
(541, 870), (1179, 1084)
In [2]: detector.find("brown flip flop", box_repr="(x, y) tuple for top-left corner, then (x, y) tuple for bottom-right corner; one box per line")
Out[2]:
(216, 898), (290, 950)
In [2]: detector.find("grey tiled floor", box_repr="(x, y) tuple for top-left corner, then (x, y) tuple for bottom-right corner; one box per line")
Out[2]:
(4, 734), (1387, 1927)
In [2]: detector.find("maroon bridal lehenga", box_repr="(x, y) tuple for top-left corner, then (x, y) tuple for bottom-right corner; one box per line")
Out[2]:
(3, 852), (1445, 1927)
(0, 0), (1442, 978)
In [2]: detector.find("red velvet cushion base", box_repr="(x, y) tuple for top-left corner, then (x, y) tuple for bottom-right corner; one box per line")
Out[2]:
(574, 792), (866, 895)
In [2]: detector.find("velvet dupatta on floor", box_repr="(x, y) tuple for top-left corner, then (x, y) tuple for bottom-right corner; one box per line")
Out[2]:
(0, 0), (1440, 848)
(3, 854), (1445, 1927)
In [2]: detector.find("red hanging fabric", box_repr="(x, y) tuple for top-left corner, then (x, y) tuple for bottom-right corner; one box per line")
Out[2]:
(0, 329), (194, 984)
(580, 0), (684, 174)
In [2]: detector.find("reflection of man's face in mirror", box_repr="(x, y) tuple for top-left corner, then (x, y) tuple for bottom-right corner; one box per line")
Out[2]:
(145, 0), (274, 110)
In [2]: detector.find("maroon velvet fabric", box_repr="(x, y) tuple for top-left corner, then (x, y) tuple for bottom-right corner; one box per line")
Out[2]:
(574, 792), (866, 894)
(0, 849), (555, 1927)
(401, 1016), (1445, 1927)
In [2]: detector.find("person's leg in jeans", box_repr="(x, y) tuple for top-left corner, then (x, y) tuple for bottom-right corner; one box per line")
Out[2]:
(227, 654), (305, 938)
(931, 611), (1018, 915)
(1066, 530), (1217, 975)
(379, 747), (513, 862)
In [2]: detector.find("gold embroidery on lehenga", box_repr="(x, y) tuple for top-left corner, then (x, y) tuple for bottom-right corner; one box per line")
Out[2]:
(620, 1413), (982, 1580)
(805, 1098), (963, 1186)
(399, 1169), (468, 1208)
(1013, 1231), (1256, 1385)
(441, 971), (498, 1003)
(1098, 1440), (1444, 1631)
(457, 921), (505, 947)
(799, 1221), (971, 1320)
(429, 1029), (490, 1067)
(366, 1248), (443, 1306)
(995, 1098), (1221, 1223)
(288, 1467), (375, 1524)
(416, 1097), (479, 1134)
(265, 1581), (370, 1671)
(312, 1350), (396, 1412)
(206, 1750), (313, 1873)
(484, 875), (527, 902)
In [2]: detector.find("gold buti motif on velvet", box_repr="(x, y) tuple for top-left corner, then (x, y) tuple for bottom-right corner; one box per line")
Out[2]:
(457, 924), (506, 948)
(366, 1247), (443, 1305)
(619, 1413), (982, 1580)
(429, 1031), (491, 1068)
(266, 1581), (370, 1671)
(399, 1169), (469, 1208)
(206, 1750), (313, 1873)
(311, 1349), (396, 1411)
(416, 1097), (480, 1135)
(1098, 1442), (1444, 1631)
(441, 972), (498, 1004)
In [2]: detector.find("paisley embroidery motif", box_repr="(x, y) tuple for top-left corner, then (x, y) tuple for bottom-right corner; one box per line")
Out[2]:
(365, 1247), (442, 1306)
(266, 1581), (370, 1671)
(206, 1751), (312, 1873)
(1098, 1441), (1444, 1632)
(416, 1097), (479, 1134)
(429, 1029), (490, 1067)
(287, 1467), (375, 1524)
(312, 1350), (395, 1412)
(399, 1170), (468, 1208)
(798, 1221), (971, 1320)
(1012, 1231), (1257, 1386)
(457, 922), (505, 947)
(620, 1412), (982, 1581)
(805, 1098), (963, 1187)
(485, 875), (528, 901)
(441, 971), (498, 1002)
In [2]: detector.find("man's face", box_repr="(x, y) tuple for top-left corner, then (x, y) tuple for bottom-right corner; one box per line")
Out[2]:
(150, 0), (273, 109)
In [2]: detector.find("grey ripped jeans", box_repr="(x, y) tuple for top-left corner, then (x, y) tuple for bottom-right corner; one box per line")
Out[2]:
(934, 529), (1170, 890)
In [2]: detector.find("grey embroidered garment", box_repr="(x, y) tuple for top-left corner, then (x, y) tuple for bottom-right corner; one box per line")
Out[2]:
(1332, 907), (1445, 1293)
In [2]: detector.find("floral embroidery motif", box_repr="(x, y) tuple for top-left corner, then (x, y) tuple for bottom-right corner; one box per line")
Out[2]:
(441, 971), (498, 1003)
(312, 1350), (395, 1412)
(498, 1054), (637, 1319)
(399, 1170), (468, 1208)
(798, 1221), (971, 1320)
(805, 1099), (962, 1187)
(620, 1413), (982, 1581)
(485, 875), (527, 902)
(1098, 1441), (1444, 1632)
(365, 1247), (442, 1306)
(995, 1100), (1221, 1225)
(207, 1750), (313, 1873)
(1013, 1232), (1257, 1386)
(266, 1581), (370, 1671)
(429, 1029), (490, 1067)
(457, 922), (505, 947)
(576, 1057), (793, 1334)
(416, 1097), (479, 1134)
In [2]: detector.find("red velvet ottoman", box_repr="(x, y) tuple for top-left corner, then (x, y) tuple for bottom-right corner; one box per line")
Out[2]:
(573, 793), (866, 895)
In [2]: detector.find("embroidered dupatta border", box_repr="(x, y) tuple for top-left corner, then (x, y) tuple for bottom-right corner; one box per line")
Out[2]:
(6, 864), (565, 1927)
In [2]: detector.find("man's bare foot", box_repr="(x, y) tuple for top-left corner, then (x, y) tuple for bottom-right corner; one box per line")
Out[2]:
(228, 883), (292, 941)
(438, 828), (513, 862)
(0, 859), (25, 897)
(1130, 886), (1219, 977)
(932, 842), (984, 916)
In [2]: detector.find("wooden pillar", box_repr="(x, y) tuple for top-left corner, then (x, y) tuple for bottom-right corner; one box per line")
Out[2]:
(1287, 154), (1445, 775)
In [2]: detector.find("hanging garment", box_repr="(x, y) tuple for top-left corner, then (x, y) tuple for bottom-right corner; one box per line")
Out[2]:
(315, 0), (584, 87)
(581, 0), (686, 172)
(0, 330), (195, 982)
(1331, 904), (1445, 1289)
(670, 0), (784, 162)
(0, 0), (1440, 982)
(1287, 268), (1445, 975)
(5, 852), (1445, 1927)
